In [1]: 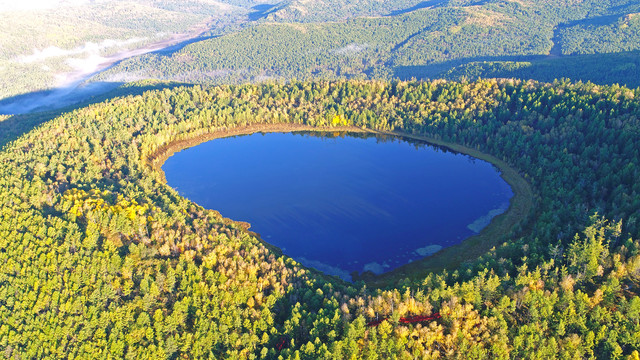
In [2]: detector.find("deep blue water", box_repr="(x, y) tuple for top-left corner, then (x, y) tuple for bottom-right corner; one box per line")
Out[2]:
(162, 132), (513, 281)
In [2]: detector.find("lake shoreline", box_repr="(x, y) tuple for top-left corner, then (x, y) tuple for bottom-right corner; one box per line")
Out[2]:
(148, 123), (533, 287)
(358, 130), (534, 287)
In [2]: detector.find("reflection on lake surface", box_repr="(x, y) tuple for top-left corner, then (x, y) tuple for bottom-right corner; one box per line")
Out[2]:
(162, 131), (513, 281)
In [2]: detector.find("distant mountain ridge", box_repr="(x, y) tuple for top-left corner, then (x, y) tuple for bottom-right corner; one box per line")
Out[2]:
(91, 0), (640, 89)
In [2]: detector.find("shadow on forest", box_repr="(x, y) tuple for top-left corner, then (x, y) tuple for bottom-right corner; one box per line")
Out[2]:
(609, 1), (640, 15)
(0, 82), (125, 115)
(151, 34), (216, 55)
(392, 51), (640, 89)
(248, 4), (278, 21)
(392, 54), (550, 79)
(388, 0), (489, 16)
(559, 14), (622, 28)
(0, 82), (188, 149)
(388, 0), (448, 16)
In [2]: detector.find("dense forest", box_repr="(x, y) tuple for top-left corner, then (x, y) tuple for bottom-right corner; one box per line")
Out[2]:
(95, 0), (640, 90)
(1, 78), (640, 358)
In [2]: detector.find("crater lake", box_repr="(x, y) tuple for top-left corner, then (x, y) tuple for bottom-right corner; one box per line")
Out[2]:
(162, 131), (513, 281)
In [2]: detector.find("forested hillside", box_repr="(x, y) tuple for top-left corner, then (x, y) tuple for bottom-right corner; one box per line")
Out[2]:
(4, 0), (638, 113)
(0, 0), (245, 101)
(2, 79), (640, 358)
(96, 0), (640, 89)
